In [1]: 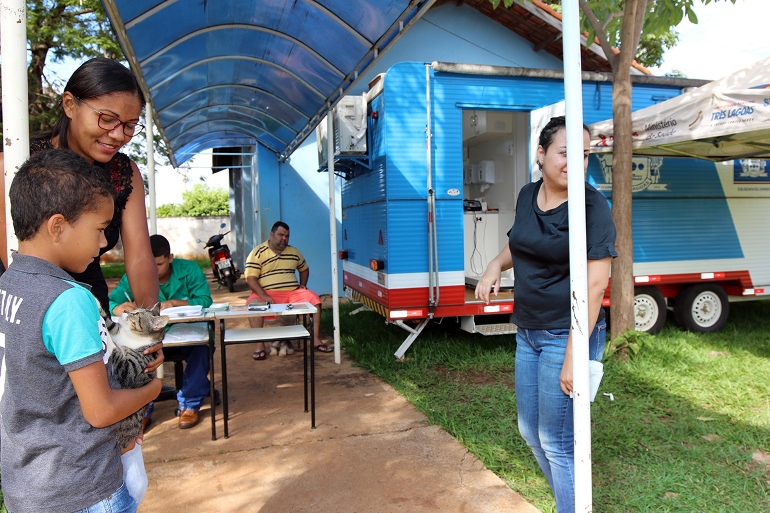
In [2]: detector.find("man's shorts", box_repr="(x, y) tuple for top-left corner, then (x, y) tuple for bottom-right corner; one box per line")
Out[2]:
(247, 288), (321, 311)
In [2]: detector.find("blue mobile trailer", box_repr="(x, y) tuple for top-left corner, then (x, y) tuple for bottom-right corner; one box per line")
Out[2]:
(334, 62), (769, 354)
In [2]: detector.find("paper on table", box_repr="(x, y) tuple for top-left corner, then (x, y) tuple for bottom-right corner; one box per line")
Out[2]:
(160, 305), (203, 317)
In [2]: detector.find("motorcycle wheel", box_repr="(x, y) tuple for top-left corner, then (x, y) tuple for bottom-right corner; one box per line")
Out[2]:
(226, 274), (236, 293)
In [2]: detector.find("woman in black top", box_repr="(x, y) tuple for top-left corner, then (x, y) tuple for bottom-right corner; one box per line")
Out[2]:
(1, 58), (162, 369)
(475, 116), (616, 513)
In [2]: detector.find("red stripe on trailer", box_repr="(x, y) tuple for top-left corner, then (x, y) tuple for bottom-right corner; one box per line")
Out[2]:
(389, 286), (466, 307)
(606, 270), (754, 302)
(632, 270), (752, 287)
(343, 272), (514, 319)
(343, 272), (389, 303)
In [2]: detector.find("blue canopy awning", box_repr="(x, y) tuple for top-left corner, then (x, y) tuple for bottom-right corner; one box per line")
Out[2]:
(101, 0), (434, 165)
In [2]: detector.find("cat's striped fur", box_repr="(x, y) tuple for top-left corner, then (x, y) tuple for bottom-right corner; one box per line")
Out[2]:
(102, 304), (168, 450)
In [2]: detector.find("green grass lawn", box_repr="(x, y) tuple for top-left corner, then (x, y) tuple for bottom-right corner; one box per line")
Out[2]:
(330, 300), (770, 513)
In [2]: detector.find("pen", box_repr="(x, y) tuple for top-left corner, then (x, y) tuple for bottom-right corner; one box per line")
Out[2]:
(125, 292), (132, 303)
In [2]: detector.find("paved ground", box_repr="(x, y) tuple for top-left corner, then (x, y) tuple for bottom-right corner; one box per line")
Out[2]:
(118, 273), (539, 513)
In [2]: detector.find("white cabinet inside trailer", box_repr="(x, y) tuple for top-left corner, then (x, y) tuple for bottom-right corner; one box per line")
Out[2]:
(463, 211), (514, 288)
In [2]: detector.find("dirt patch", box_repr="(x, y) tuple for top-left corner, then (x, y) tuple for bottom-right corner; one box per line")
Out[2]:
(430, 365), (514, 389)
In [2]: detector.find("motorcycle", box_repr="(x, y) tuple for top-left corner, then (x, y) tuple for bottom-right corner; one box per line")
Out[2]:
(198, 223), (241, 292)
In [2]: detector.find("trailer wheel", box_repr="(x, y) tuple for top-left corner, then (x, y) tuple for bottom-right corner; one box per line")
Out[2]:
(634, 287), (667, 334)
(674, 284), (729, 333)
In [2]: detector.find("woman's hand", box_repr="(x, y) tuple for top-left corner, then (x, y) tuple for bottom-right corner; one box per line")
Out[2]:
(560, 339), (573, 396)
(143, 343), (164, 374)
(474, 245), (513, 304)
(474, 262), (502, 304)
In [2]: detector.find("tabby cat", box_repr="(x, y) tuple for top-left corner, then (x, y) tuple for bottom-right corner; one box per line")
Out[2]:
(102, 304), (168, 450)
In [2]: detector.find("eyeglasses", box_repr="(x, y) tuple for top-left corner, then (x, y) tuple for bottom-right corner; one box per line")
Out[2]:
(75, 97), (145, 138)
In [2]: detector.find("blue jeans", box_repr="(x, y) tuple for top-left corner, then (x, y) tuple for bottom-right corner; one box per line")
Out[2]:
(73, 482), (136, 513)
(145, 345), (210, 416)
(515, 320), (606, 513)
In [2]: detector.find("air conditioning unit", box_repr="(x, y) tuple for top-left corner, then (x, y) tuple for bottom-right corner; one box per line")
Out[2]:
(317, 95), (368, 166)
(335, 96), (367, 155)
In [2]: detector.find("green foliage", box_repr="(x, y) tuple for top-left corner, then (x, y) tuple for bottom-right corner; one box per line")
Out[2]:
(665, 69), (688, 78)
(604, 328), (651, 358)
(635, 29), (679, 68)
(156, 184), (229, 217)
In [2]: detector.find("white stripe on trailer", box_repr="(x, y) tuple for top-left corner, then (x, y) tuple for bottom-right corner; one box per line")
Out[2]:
(342, 261), (465, 288)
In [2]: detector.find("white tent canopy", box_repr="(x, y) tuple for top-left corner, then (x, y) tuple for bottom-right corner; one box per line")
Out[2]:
(590, 56), (770, 161)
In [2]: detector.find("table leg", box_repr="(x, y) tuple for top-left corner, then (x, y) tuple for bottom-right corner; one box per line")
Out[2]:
(220, 318), (230, 438)
(208, 320), (217, 441)
(309, 313), (316, 429)
(303, 331), (309, 413)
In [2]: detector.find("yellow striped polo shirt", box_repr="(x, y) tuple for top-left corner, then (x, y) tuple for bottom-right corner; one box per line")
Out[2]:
(244, 241), (308, 291)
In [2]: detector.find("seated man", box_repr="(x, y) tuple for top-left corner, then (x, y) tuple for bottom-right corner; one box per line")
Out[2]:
(245, 221), (331, 360)
(110, 234), (213, 430)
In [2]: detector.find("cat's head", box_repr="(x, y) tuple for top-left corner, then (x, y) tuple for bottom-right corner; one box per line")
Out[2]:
(110, 304), (169, 349)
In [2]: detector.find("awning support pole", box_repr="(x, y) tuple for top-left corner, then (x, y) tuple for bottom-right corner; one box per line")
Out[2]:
(146, 106), (157, 235)
(1, 0), (30, 265)
(563, 1), (592, 511)
(328, 110), (341, 364)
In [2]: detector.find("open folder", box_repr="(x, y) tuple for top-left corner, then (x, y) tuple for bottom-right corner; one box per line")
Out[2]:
(159, 305), (203, 317)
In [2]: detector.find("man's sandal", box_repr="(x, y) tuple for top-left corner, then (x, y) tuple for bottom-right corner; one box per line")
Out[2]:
(314, 343), (333, 353)
(252, 350), (267, 360)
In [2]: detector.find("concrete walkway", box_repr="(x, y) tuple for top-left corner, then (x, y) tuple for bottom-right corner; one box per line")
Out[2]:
(131, 276), (540, 513)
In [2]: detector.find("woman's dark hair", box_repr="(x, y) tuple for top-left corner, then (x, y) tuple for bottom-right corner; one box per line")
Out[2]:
(10, 149), (115, 241)
(538, 116), (590, 152)
(46, 58), (145, 150)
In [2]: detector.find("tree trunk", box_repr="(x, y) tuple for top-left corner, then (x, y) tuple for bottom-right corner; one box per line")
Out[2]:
(609, 0), (646, 340)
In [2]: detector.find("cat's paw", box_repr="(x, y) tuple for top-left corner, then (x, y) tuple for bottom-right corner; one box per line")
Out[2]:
(285, 347), (294, 355)
(269, 347), (279, 356)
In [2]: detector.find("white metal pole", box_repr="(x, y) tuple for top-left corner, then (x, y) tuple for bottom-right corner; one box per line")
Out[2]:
(1, 0), (29, 265)
(146, 107), (157, 235)
(563, 1), (592, 512)
(327, 111), (341, 364)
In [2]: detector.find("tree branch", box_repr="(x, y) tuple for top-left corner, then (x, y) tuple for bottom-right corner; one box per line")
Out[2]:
(579, 0), (617, 70)
(601, 11), (624, 32)
(630, 0), (649, 56)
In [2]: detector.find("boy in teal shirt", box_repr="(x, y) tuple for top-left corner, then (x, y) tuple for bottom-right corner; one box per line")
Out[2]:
(110, 234), (212, 429)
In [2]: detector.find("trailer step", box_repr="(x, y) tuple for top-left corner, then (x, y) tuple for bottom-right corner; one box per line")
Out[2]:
(475, 323), (518, 336)
(460, 315), (517, 336)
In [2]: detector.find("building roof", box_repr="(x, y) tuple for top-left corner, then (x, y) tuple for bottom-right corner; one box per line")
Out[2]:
(445, 0), (649, 75)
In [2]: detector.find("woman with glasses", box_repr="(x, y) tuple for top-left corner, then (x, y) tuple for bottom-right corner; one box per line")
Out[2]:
(4, 57), (160, 315)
